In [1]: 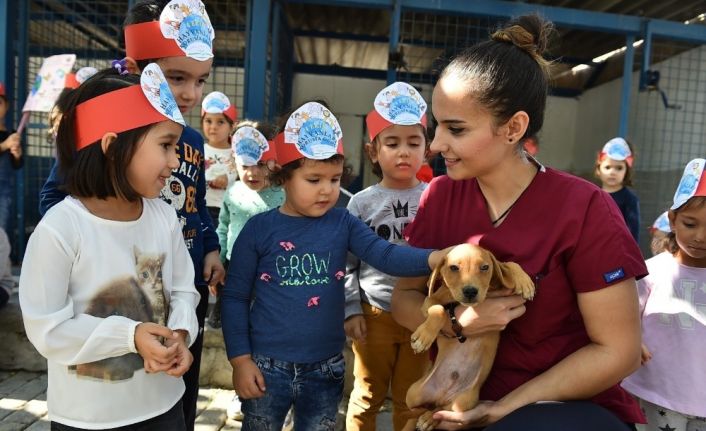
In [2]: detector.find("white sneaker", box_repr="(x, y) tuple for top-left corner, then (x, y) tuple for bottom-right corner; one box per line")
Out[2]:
(227, 395), (244, 421)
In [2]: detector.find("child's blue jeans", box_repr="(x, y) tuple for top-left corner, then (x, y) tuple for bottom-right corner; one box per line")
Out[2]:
(241, 353), (345, 431)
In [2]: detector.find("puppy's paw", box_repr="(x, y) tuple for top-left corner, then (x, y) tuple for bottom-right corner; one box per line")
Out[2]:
(416, 410), (439, 431)
(515, 276), (536, 300)
(410, 324), (436, 354)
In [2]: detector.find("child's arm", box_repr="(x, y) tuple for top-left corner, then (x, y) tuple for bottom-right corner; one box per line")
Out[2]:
(216, 190), (232, 264)
(222, 221), (266, 399)
(166, 212), (201, 347)
(343, 198), (366, 341)
(197, 153), (225, 285)
(1, 132), (23, 168)
(39, 160), (68, 216)
(346, 212), (435, 278)
(221, 219), (258, 361)
(19, 223), (161, 365)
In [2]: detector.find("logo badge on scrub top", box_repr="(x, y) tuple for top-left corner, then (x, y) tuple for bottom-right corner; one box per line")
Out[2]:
(366, 82), (427, 141)
(201, 91), (237, 122)
(284, 102), (343, 160)
(672, 158), (706, 210)
(160, 0), (215, 61)
(141, 63), (185, 126)
(232, 126), (273, 166)
(600, 137), (633, 166)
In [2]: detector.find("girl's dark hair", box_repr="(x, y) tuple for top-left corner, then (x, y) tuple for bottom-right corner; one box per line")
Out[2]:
(270, 154), (350, 187)
(440, 14), (554, 141)
(56, 68), (156, 201)
(121, 0), (170, 70)
(666, 196), (706, 254)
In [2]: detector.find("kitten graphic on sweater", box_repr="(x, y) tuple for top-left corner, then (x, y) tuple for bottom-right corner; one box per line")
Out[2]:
(72, 248), (168, 381)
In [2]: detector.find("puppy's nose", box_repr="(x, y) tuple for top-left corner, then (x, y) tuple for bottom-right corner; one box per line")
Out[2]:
(462, 286), (478, 301)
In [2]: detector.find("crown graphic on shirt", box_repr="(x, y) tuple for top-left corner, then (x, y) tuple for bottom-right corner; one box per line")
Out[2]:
(392, 200), (408, 218)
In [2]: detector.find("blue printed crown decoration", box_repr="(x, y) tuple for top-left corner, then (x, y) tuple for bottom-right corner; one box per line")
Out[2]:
(374, 82), (427, 126)
(141, 63), (185, 126)
(232, 126), (269, 166)
(672, 158), (706, 210)
(651, 211), (671, 233)
(160, 0), (214, 61)
(284, 102), (342, 160)
(601, 137), (631, 160)
(203, 92), (229, 113)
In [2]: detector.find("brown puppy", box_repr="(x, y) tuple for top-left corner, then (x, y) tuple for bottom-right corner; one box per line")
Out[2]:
(404, 243), (535, 431)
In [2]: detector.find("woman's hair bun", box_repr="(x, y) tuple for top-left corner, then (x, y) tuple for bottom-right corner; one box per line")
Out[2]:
(491, 14), (554, 74)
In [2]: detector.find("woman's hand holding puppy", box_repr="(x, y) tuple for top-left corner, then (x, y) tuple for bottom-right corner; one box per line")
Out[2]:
(450, 288), (527, 337)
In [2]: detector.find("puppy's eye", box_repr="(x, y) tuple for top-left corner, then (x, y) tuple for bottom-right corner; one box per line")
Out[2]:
(449, 264), (460, 272)
(480, 264), (490, 271)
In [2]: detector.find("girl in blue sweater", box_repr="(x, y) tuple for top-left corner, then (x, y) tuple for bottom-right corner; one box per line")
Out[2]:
(221, 101), (446, 431)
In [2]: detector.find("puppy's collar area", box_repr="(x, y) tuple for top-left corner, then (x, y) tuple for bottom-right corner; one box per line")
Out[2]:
(444, 302), (467, 343)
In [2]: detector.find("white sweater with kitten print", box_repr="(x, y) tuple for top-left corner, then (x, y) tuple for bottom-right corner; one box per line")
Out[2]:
(20, 196), (199, 429)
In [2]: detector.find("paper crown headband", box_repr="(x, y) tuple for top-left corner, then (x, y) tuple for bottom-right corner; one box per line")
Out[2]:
(0, 82), (5, 97)
(366, 82), (427, 142)
(231, 126), (276, 166)
(65, 67), (99, 89)
(124, 0), (214, 61)
(274, 102), (344, 166)
(202, 91), (237, 122)
(650, 211), (671, 233)
(74, 63), (185, 151)
(672, 158), (706, 210)
(599, 137), (633, 167)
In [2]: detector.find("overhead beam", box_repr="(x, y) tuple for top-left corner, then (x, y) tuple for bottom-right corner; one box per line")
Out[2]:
(287, 0), (706, 44)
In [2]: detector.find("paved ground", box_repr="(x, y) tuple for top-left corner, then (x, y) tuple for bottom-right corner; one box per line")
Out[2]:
(0, 370), (393, 431)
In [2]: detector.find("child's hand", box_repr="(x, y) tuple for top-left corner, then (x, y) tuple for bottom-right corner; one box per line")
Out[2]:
(428, 246), (456, 270)
(1, 133), (20, 152)
(134, 322), (179, 373)
(640, 343), (652, 365)
(203, 250), (225, 285)
(344, 315), (367, 342)
(208, 174), (228, 190)
(164, 330), (193, 377)
(231, 355), (266, 399)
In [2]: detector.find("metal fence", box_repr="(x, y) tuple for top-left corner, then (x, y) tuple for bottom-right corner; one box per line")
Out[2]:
(3, 0), (705, 258)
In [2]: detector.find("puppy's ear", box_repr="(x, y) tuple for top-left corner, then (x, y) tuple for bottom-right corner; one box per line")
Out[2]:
(491, 258), (535, 300)
(427, 255), (446, 297)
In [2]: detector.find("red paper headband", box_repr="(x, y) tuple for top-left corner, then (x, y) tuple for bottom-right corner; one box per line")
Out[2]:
(272, 132), (344, 166)
(124, 22), (184, 60)
(65, 73), (79, 90)
(598, 151), (634, 168)
(365, 109), (427, 142)
(74, 85), (175, 151)
(0, 82), (7, 97)
(201, 105), (237, 123)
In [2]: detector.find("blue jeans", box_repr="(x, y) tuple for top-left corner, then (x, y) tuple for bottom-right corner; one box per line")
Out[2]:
(241, 353), (345, 431)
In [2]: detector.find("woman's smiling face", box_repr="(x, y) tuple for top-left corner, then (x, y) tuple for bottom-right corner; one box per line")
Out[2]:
(429, 74), (509, 180)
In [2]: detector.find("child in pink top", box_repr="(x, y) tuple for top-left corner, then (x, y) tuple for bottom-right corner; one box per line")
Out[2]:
(622, 158), (706, 430)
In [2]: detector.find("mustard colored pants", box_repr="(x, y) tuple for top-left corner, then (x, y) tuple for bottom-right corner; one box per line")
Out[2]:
(346, 303), (430, 431)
